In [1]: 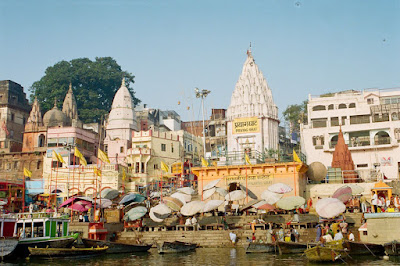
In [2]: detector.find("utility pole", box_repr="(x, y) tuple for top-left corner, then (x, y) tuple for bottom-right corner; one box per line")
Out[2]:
(195, 88), (211, 159)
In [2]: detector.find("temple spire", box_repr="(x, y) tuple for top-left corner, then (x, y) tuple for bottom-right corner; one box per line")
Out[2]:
(62, 84), (79, 121)
(26, 97), (43, 126)
(121, 78), (126, 87)
(331, 128), (358, 182)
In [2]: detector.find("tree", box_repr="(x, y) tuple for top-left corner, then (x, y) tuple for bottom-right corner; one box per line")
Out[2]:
(30, 57), (140, 123)
(282, 100), (308, 132)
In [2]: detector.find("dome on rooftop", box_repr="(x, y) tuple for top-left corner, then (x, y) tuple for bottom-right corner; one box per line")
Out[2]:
(43, 103), (69, 127)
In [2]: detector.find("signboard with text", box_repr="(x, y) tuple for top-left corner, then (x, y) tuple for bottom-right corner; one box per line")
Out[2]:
(232, 117), (260, 134)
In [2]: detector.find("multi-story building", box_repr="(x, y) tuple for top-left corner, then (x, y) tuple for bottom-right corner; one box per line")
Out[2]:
(301, 88), (400, 180)
(126, 130), (182, 189)
(206, 109), (227, 159)
(0, 80), (31, 152)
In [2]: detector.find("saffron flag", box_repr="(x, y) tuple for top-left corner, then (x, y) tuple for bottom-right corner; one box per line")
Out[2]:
(98, 148), (110, 164)
(161, 161), (169, 173)
(245, 153), (252, 165)
(122, 168), (126, 181)
(293, 149), (302, 163)
(201, 157), (209, 167)
(52, 150), (66, 164)
(93, 167), (102, 176)
(74, 147), (87, 166)
(23, 167), (32, 178)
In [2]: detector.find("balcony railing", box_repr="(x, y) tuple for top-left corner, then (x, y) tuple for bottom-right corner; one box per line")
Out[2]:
(374, 137), (391, 145)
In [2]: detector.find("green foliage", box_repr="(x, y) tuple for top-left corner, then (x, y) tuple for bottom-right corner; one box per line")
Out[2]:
(282, 100), (308, 132)
(30, 57), (140, 123)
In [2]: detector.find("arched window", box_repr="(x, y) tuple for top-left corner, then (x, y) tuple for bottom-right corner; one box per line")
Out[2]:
(312, 105), (326, 111)
(38, 134), (45, 147)
(374, 131), (390, 145)
(338, 104), (347, 109)
(349, 103), (356, 108)
(328, 104), (334, 110)
(330, 135), (338, 148)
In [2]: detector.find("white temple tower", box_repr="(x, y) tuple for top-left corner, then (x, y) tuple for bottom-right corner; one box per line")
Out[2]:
(226, 50), (279, 155)
(104, 79), (138, 164)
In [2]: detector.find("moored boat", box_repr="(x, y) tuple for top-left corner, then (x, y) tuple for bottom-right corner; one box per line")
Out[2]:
(384, 240), (400, 256)
(82, 238), (152, 253)
(14, 212), (79, 256)
(343, 240), (384, 256)
(157, 241), (197, 254)
(28, 246), (108, 257)
(245, 242), (277, 253)
(0, 215), (19, 260)
(304, 246), (346, 262)
(277, 241), (316, 254)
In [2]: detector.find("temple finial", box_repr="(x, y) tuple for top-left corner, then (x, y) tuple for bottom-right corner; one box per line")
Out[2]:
(122, 78), (126, 87)
(68, 82), (72, 92)
(53, 98), (57, 108)
(247, 42), (252, 57)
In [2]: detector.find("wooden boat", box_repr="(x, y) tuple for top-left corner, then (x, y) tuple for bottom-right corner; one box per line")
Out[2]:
(384, 240), (400, 256)
(277, 241), (316, 254)
(157, 241), (197, 254)
(343, 240), (385, 256)
(14, 212), (79, 257)
(82, 238), (152, 253)
(245, 242), (277, 253)
(28, 246), (108, 257)
(304, 246), (346, 262)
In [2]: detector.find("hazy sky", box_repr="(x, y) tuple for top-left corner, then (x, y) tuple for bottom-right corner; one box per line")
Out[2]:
(1, 0), (399, 123)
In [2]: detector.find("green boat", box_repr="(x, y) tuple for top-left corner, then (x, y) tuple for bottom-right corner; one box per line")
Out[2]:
(14, 212), (79, 257)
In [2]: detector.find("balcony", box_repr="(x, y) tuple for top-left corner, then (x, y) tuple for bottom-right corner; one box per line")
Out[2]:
(128, 147), (152, 156)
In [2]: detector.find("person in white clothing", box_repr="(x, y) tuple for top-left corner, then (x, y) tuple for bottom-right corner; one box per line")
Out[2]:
(229, 231), (237, 245)
(348, 231), (355, 241)
(334, 230), (343, 241)
(371, 191), (378, 212)
(185, 218), (192, 226)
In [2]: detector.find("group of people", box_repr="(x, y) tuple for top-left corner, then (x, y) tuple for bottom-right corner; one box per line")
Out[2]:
(184, 215), (200, 230)
(371, 191), (400, 213)
(315, 221), (354, 244)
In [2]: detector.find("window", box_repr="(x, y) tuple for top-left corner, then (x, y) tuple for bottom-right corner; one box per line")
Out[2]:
(331, 117), (339, 127)
(154, 164), (158, 169)
(312, 136), (324, 148)
(367, 98), (374, 104)
(38, 135), (45, 147)
(330, 135), (338, 149)
(141, 162), (145, 173)
(312, 118), (327, 128)
(161, 144), (166, 151)
(372, 113), (390, 123)
(395, 129), (400, 142)
(312, 105), (326, 111)
(342, 116), (346, 125)
(338, 104), (347, 109)
(328, 104), (334, 110)
(13, 162), (18, 169)
(37, 161), (42, 170)
(135, 162), (139, 173)
(104, 145), (108, 153)
(171, 144), (174, 153)
(120, 146), (124, 153)
(11, 113), (14, 121)
(350, 115), (370, 125)
(349, 103), (356, 108)
(392, 113), (399, 121)
(357, 164), (368, 168)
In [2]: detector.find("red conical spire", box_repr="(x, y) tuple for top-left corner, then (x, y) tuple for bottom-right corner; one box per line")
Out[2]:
(331, 127), (357, 182)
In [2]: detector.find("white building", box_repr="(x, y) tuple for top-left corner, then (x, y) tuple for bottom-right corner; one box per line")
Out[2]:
(226, 50), (279, 156)
(301, 88), (400, 180)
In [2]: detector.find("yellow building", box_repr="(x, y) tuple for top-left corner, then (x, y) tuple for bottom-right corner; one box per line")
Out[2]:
(192, 162), (307, 198)
(126, 130), (182, 187)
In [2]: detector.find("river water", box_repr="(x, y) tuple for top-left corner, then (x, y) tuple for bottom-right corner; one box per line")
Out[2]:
(6, 248), (400, 265)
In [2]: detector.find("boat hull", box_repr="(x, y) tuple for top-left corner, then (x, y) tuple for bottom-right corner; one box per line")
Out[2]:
(28, 246), (108, 257)
(17, 233), (79, 257)
(384, 241), (400, 256)
(82, 238), (152, 253)
(245, 242), (277, 253)
(304, 246), (345, 262)
(157, 241), (197, 254)
(0, 238), (19, 260)
(277, 241), (315, 254)
(343, 240), (384, 256)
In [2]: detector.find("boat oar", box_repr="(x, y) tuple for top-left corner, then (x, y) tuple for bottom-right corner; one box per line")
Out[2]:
(363, 243), (376, 257)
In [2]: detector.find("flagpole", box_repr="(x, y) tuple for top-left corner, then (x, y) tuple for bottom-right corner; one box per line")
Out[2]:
(49, 156), (53, 209)
(160, 170), (163, 202)
(55, 160), (59, 209)
(22, 174), (26, 212)
(246, 163), (248, 203)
